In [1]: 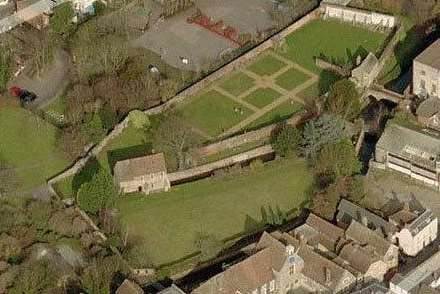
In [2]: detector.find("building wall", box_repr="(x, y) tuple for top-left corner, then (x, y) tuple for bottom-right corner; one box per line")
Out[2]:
(384, 244), (399, 269)
(413, 60), (440, 98)
(364, 261), (388, 282)
(119, 171), (170, 195)
(396, 219), (438, 256)
(321, 4), (395, 28)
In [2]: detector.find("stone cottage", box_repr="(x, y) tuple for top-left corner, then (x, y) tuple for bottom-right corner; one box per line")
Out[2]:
(351, 52), (380, 88)
(375, 124), (440, 188)
(113, 153), (170, 195)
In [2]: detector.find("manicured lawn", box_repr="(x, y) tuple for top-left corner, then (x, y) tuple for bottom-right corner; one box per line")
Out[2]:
(44, 95), (67, 115)
(247, 54), (287, 76)
(180, 90), (253, 137)
(117, 157), (312, 266)
(219, 72), (255, 97)
(0, 107), (68, 190)
(279, 19), (387, 93)
(246, 100), (304, 130)
(242, 88), (281, 109)
(275, 68), (310, 91)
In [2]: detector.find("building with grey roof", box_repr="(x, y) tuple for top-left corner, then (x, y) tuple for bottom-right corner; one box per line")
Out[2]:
(375, 124), (440, 188)
(113, 153), (170, 195)
(414, 40), (440, 99)
(417, 97), (440, 131)
(390, 251), (440, 294)
(158, 285), (186, 294)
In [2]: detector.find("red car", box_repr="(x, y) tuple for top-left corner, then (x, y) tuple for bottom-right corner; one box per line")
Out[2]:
(9, 86), (37, 106)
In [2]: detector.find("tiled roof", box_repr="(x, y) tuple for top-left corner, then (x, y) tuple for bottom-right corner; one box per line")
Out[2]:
(116, 279), (144, 294)
(415, 40), (440, 70)
(337, 242), (381, 274)
(114, 153), (167, 183)
(158, 285), (186, 294)
(416, 97), (440, 118)
(345, 221), (393, 258)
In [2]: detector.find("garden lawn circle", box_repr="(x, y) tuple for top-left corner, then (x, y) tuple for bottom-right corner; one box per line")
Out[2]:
(247, 54), (287, 76)
(180, 90), (254, 137)
(116, 156), (313, 266)
(219, 72), (255, 97)
(242, 87), (282, 109)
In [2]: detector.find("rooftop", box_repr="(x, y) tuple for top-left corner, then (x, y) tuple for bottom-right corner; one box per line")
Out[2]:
(114, 153), (167, 183)
(391, 251), (440, 292)
(417, 97), (440, 118)
(415, 40), (440, 70)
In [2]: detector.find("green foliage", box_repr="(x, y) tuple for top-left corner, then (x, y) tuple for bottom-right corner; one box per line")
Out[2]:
(194, 232), (223, 261)
(81, 113), (106, 144)
(0, 49), (10, 92)
(128, 110), (150, 130)
(51, 2), (76, 35)
(315, 139), (361, 180)
(0, 158), (21, 197)
(325, 79), (361, 121)
(271, 124), (301, 157)
(77, 166), (117, 214)
(93, 0), (107, 15)
(301, 114), (347, 161)
(9, 261), (57, 294)
(249, 159), (265, 170)
(81, 256), (121, 294)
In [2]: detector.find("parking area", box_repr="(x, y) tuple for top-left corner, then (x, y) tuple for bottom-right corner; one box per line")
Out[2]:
(132, 0), (275, 71)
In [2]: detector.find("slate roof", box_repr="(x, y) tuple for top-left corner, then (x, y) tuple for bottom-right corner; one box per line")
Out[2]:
(114, 153), (167, 183)
(116, 279), (144, 294)
(351, 282), (389, 294)
(376, 124), (440, 163)
(337, 242), (381, 274)
(345, 221), (393, 259)
(417, 97), (440, 118)
(406, 209), (436, 237)
(352, 52), (379, 78)
(391, 251), (440, 292)
(415, 40), (440, 70)
(336, 199), (397, 236)
(158, 285), (186, 294)
(193, 234), (287, 294)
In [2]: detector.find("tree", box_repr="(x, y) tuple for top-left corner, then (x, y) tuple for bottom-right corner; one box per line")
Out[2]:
(50, 2), (76, 36)
(82, 256), (121, 294)
(315, 139), (361, 180)
(128, 110), (150, 130)
(325, 79), (361, 121)
(9, 261), (57, 294)
(153, 114), (200, 170)
(77, 166), (117, 214)
(271, 124), (301, 157)
(0, 159), (21, 197)
(301, 114), (348, 161)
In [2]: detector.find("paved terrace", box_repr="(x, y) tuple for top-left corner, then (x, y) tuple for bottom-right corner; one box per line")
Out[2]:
(0, 0), (66, 34)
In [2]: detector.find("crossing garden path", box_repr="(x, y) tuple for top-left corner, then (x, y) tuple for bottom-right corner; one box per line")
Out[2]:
(178, 50), (319, 140)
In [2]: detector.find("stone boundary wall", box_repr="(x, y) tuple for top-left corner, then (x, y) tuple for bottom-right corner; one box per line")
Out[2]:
(168, 145), (275, 183)
(376, 24), (404, 79)
(47, 8), (320, 185)
(198, 109), (312, 156)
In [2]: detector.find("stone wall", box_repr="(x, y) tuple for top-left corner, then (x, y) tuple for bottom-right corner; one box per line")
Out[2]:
(168, 145), (275, 183)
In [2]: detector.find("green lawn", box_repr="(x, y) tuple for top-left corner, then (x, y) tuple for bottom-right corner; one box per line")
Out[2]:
(279, 19), (387, 93)
(180, 90), (253, 137)
(242, 88), (281, 109)
(0, 107), (68, 191)
(246, 100), (304, 130)
(247, 54), (287, 76)
(117, 157), (312, 266)
(275, 68), (310, 91)
(219, 72), (255, 96)
(44, 95), (67, 115)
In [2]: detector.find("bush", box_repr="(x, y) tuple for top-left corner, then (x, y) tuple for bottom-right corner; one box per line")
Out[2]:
(271, 124), (301, 157)
(325, 79), (361, 121)
(128, 110), (150, 130)
(50, 2), (76, 36)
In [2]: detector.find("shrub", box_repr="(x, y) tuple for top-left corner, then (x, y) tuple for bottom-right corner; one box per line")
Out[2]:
(271, 124), (301, 157)
(50, 2), (76, 36)
(128, 110), (150, 130)
(325, 79), (361, 121)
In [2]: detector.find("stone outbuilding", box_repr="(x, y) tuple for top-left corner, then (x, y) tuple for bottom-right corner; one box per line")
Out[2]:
(413, 40), (440, 99)
(351, 52), (380, 88)
(113, 153), (170, 195)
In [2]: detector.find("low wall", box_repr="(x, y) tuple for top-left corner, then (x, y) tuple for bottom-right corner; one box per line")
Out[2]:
(48, 8), (319, 185)
(169, 145), (275, 183)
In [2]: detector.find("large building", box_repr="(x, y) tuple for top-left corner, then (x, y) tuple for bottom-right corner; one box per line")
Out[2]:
(413, 40), (440, 99)
(113, 153), (170, 195)
(375, 124), (440, 188)
(337, 199), (438, 257)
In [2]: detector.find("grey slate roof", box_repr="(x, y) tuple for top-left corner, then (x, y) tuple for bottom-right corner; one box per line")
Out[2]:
(376, 124), (440, 162)
(351, 282), (389, 294)
(158, 285), (186, 294)
(391, 251), (440, 292)
(417, 97), (440, 118)
(415, 40), (440, 70)
(406, 209), (436, 237)
(336, 199), (397, 236)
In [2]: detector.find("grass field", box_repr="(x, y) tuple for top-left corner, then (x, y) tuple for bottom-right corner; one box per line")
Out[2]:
(0, 106), (68, 191)
(117, 157), (312, 266)
(246, 100), (304, 130)
(219, 72), (255, 96)
(248, 54), (287, 76)
(242, 88), (281, 109)
(180, 90), (253, 137)
(275, 68), (310, 91)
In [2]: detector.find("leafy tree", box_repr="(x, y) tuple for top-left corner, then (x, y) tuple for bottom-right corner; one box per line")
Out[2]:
(50, 2), (76, 36)
(315, 139), (361, 180)
(128, 110), (150, 130)
(325, 79), (361, 121)
(82, 256), (121, 294)
(9, 261), (57, 294)
(271, 124), (301, 157)
(77, 167), (117, 214)
(0, 50), (10, 92)
(81, 113), (106, 144)
(153, 113), (201, 170)
(301, 114), (348, 161)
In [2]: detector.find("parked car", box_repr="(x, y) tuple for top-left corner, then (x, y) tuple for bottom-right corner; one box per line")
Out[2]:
(9, 86), (37, 106)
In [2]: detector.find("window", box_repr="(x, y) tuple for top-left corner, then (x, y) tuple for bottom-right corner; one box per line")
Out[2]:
(138, 186), (142, 192)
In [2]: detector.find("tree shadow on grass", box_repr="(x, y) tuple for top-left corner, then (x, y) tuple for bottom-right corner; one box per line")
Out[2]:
(71, 157), (100, 195)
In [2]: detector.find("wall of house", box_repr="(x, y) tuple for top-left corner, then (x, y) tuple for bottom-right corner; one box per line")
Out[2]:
(397, 219), (438, 256)
(119, 172), (170, 194)
(413, 60), (440, 98)
(364, 261), (388, 282)
(384, 245), (399, 269)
